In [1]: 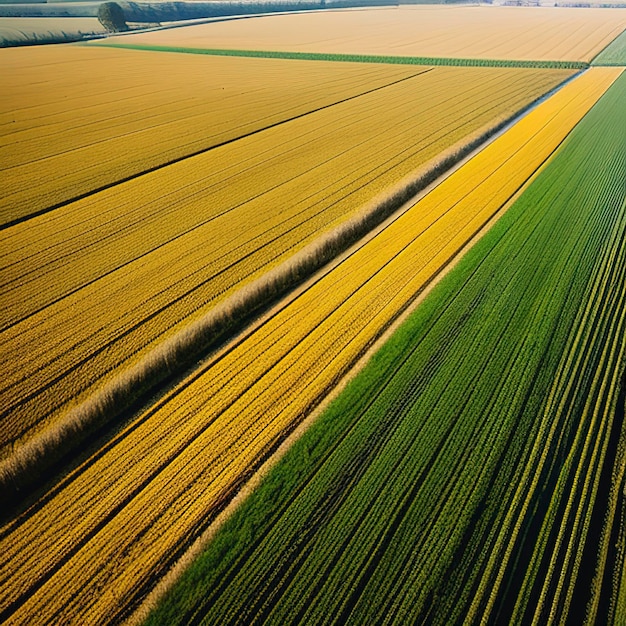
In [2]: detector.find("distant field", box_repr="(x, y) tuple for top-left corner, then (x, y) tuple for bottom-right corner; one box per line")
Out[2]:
(0, 60), (569, 459)
(118, 6), (626, 61)
(0, 17), (104, 46)
(146, 69), (626, 626)
(0, 2), (101, 17)
(0, 66), (618, 626)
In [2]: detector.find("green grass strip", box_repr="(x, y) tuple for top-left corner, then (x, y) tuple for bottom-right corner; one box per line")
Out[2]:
(89, 41), (588, 69)
(592, 28), (626, 66)
(145, 72), (626, 626)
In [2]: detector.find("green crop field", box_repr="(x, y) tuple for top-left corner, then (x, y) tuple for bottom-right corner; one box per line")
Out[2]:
(146, 71), (626, 626)
(593, 29), (626, 65)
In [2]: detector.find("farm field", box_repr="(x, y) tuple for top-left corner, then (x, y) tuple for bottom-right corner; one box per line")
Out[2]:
(0, 45), (425, 224)
(118, 6), (626, 62)
(0, 66), (619, 626)
(0, 62), (571, 459)
(593, 28), (626, 65)
(145, 69), (626, 626)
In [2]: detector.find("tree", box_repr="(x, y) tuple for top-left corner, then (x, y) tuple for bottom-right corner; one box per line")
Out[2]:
(98, 2), (128, 32)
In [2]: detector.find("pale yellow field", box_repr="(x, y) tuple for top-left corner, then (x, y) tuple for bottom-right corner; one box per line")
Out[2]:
(0, 44), (422, 224)
(118, 6), (626, 62)
(0, 62), (570, 457)
(0, 66), (620, 626)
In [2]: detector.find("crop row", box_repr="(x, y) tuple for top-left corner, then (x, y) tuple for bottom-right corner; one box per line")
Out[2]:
(0, 67), (619, 626)
(0, 65), (569, 457)
(0, 44), (420, 225)
(94, 43), (591, 70)
(144, 69), (626, 626)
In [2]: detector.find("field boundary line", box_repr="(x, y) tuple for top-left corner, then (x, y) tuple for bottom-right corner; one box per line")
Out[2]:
(0, 68), (431, 231)
(89, 41), (589, 70)
(123, 70), (589, 626)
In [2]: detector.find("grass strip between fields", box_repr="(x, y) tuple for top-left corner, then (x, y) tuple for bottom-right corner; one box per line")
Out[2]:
(144, 69), (626, 626)
(88, 42), (589, 69)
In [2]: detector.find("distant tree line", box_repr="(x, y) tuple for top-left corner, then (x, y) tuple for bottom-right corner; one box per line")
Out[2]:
(98, 2), (128, 31)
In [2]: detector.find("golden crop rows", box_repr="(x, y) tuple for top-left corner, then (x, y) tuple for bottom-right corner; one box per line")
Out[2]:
(0, 44), (420, 224)
(122, 6), (626, 62)
(0, 65), (569, 454)
(0, 66), (620, 626)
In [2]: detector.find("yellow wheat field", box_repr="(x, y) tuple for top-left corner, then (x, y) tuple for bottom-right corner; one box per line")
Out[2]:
(120, 6), (626, 62)
(0, 63), (570, 456)
(0, 66), (620, 626)
(0, 44), (422, 224)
